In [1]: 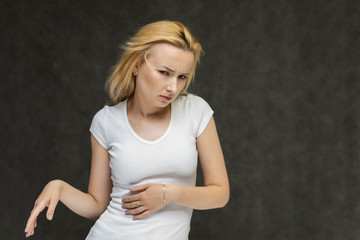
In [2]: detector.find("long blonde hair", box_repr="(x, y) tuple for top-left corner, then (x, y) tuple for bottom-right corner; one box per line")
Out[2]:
(105, 21), (203, 105)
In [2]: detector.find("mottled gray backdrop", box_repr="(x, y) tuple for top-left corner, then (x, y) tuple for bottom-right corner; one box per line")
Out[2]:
(1, 0), (359, 239)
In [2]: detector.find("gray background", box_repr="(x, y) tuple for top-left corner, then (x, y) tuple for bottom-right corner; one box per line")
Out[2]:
(1, 0), (360, 239)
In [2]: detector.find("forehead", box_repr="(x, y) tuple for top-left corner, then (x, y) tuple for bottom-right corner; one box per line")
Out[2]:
(147, 43), (194, 71)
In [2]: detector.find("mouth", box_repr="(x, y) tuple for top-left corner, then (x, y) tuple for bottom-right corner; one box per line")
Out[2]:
(160, 95), (172, 101)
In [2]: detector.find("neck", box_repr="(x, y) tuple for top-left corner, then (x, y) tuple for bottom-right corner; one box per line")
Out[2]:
(127, 95), (170, 119)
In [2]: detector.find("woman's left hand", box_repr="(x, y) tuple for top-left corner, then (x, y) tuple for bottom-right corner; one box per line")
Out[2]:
(122, 183), (165, 220)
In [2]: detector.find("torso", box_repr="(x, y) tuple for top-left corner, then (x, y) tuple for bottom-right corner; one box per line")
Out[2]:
(86, 94), (213, 240)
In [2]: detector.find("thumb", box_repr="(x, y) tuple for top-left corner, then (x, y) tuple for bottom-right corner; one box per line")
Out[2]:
(130, 184), (150, 192)
(46, 198), (58, 221)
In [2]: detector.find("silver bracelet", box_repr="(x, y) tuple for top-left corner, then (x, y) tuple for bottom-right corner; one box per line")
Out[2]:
(162, 184), (166, 206)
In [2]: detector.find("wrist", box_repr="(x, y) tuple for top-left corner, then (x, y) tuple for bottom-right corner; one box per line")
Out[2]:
(164, 184), (179, 205)
(49, 179), (64, 189)
(48, 179), (64, 196)
(162, 184), (166, 206)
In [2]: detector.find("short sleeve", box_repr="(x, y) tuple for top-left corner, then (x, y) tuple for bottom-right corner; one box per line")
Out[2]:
(90, 107), (108, 149)
(189, 95), (214, 137)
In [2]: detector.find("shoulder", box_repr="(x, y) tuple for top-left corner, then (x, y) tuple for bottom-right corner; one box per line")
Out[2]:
(175, 94), (211, 110)
(175, 94), (214, 137)
(90, 101), (126, 149)
(92, 101), (125, 123)
(174, 94), (213, 120)
(177, 93), (207, 103)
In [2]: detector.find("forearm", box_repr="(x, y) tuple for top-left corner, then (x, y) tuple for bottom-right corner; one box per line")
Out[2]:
(166, 184), (229, 210)
(55, 180), (105, 220)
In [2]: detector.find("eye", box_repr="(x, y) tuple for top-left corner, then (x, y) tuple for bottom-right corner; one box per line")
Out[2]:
(159, 71), (169, 75)
(178, 75), (188, 80)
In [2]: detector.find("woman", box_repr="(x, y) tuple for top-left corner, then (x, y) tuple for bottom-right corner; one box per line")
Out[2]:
(25, 20), (229, 239)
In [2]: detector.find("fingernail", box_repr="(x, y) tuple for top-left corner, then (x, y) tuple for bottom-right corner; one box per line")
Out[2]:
(48, 214), (53, 220)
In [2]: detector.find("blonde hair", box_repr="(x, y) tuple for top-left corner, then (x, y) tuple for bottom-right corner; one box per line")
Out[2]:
(105, 20), (203, 105)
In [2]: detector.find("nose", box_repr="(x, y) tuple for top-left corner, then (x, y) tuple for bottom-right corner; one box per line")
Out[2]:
(166, 78), (177, 92)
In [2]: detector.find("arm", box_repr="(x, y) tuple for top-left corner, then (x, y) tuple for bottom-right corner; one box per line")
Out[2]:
(25, 135), (112, 237)
(122, 116), (229, 219)
(167, 116), (230, 209)
(59, 134), (112, 218)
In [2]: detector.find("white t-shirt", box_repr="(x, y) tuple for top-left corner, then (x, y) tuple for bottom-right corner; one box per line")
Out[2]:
(86, 94), (213, 240)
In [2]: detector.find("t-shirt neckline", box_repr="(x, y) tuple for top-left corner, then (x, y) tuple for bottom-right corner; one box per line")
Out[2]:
(123, 99), (174, 144)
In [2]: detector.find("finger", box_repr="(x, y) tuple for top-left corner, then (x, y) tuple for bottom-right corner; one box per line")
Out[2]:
(122, 194), (141, 203)
(30, 201), (47, 220)
(25, 220), (33, 235)
(25, 216), (36, 237)
(25, 229), (32, 238)
(130, 184), (150, 192)
(25, 199), (49, 233)
(133, 210), (151, 220)
(25, 205), (43, 232)
(122, 201), (142, 209)
(25, 220), (34, 237)
(126, 206), (147, 216)
(28, 229), (34, 237)
(46, 197), (59, 220)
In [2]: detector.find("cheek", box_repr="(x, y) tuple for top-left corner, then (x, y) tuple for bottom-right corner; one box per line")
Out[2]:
(139, 72), (159, 89)
(178, 80), (187, 91)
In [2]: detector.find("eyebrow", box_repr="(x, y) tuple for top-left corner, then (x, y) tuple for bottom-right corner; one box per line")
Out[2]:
(161, 66), (190, 75)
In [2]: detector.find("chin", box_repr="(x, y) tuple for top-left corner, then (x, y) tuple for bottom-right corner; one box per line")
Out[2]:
(157, 98), (172, 106)
(159, 101), (171, 107)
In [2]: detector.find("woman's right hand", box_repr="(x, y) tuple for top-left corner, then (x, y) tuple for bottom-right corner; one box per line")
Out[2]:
(25, 179), (63, 237)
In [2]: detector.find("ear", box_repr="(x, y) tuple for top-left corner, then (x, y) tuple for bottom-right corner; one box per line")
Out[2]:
(132, 66), (139, 76)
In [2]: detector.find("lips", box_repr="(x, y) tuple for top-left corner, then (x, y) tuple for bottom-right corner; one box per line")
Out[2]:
(160, 95), (172, 101)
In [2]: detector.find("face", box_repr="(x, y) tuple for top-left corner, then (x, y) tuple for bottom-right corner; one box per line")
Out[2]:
(133, 43), (194, 108)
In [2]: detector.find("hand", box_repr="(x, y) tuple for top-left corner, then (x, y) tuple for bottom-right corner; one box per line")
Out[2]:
(25, 180), (62, 237)
(122, 183), (165, 220)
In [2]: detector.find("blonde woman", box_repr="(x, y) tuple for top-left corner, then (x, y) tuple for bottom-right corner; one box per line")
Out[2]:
(25, 20), (229, 239)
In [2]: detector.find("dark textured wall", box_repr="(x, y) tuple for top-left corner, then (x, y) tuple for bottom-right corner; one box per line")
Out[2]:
(1, 0), (359, 239)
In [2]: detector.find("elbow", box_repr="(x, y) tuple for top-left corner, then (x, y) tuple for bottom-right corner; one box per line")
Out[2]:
(89, 196), (109, 220)
(223, 193), (230, 207)
(215, 186), (230, 208)
(219, 190), (230, 208)
(89, 206), (107, 221)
